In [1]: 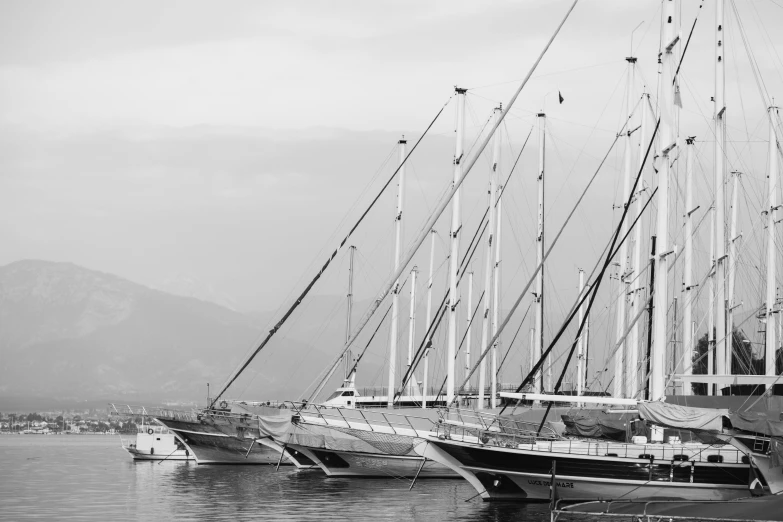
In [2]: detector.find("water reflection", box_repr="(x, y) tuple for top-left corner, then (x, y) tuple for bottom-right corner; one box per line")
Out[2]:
(1, 437), (551, 521)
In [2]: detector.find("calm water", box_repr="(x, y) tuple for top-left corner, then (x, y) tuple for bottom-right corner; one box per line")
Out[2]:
(0, 435), (557, 521)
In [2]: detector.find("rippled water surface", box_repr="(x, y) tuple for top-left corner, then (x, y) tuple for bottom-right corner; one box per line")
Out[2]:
(0, 435), (561, 521)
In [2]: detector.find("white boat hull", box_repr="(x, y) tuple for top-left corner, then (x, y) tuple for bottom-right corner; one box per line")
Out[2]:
(288, 443), (457, 478)
(124, 447), (194, 461)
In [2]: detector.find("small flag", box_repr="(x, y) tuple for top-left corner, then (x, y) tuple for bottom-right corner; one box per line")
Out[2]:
(674, 82), (683, 108)
(558, 91), (565, 104)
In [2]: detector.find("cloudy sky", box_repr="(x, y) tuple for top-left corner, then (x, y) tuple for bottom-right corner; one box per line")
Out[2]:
(2, 1), (783, 392)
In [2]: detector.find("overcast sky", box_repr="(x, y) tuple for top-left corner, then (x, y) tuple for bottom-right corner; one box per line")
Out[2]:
(2, 1), (783, 392)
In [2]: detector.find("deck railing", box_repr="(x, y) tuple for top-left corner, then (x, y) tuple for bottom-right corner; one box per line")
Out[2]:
(434, 424), (745, 464)
(286, 401), (440, 437)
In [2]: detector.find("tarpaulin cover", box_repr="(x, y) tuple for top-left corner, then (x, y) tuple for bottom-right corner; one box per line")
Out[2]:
(728, 410), (783, 438)
(637, 401), (728, 432)
(561, 411), (642, 442)
(255, 412), (416, 456)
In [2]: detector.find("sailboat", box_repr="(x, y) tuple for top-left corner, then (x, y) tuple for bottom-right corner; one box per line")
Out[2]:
(155, 0), (583, 475)
(414, 0), (783, 502)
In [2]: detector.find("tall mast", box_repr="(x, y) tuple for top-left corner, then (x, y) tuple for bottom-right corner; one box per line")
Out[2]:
(344, 245), (356, 380)
(708, 204), (716, 395)
(614, 56), (637, 399)
(445, 87), (467, 403)
(535, 112), (546, 393)
(576, 268), (586, 403)
(765, 105), (779, 380)
(422, 229), (437, 410)
(465, 271), (474, 381)
(714, 0), (728, 386)
(628, 92), (648, 398)
(682, 138), (696, 395)
(386, 137), (407, 407)
(406, 266), (418, 396)
(478, 107), (501, 410)
(491, 123), (504, 409)
(650, 0), (677, 401)
(727, 169), (740, 368)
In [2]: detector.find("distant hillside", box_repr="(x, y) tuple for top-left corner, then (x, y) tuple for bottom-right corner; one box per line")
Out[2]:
(0, 260), (337, 407)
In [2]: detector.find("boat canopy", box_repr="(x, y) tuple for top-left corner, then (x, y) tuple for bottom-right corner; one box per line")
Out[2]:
(637, 402), (728, 432)
(639, 401), (783, 438)
(561, 411), (644, 442)
(729, 410), (783, 438)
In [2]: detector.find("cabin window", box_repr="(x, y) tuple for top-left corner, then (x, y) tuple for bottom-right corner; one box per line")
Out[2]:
(341, 391), (354, 397)
(156, 438), (160, 441)
(325, 391), (342, 401)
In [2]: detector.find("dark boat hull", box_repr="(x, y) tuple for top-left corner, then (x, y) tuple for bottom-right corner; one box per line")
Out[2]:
(418, 437), (753, 501)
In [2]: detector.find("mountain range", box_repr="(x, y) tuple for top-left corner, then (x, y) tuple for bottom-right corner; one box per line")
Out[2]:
(0, 260), (366, 410)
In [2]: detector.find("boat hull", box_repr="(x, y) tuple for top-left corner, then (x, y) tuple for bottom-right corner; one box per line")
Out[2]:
(417, 438), (752, 501)
(289, 443), (457, 478)
(124, 447), (194, 461)
(155, 417), (288, 465)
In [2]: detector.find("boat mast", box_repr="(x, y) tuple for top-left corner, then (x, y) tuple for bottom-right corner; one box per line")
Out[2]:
(727, 169), (740, 369)
(765, 105), (779, 381)
(614, 56), (637, 399)
(478, 106), (501, 410)
(714, 0), (729, 387)
(491, 120), (504, 409)
(344, 245), (357, 381)
(576, 268), (586, 404)
(406, 266), (418, 396)
(465, 271), (474, 381)
(628, 92), (648, 398)
(309, 0), (579, 405)
(535, 112), (546, 393)
(682, 138), (696, 395)
(386, 137), (407, 407)
(422, 229), (437, 410)
(446, 87), (467, 404)
(650, 0), (677, 401)
(708, 203), (716, 395)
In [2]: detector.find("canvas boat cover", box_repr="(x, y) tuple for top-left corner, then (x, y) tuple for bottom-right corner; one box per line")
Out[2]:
(561, 411), (644, 442)
(638, 401), (728, 432)
(254, 410), (418, 456)
(639, 401), (783, 438)
(728, 410), (783, 438)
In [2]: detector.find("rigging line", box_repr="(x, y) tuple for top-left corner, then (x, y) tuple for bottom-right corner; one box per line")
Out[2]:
(407, 127), (534, 398)
(498, 117), (661, 415)
(395, 218), (490, 402)
(671, 0), (704, 86)
(534, 188), (659, 433)
(344, 291), (402, 383)
(730, 0), (780, 140)
(452, 117), (640, 408)
(344, 300), (388, 385)
(466, 60), (621, 91)
(210, 96), (451, 407)
(390, 125), (537, 401)
(456, 290), (486, 362)
(308, 0), (581, 405)
(496, 303), (532, 378)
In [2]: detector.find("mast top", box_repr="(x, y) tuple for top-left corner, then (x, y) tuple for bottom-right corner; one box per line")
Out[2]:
(398, 135), (407, 144)
(537, 112), (546, 118)
(625, 56), (637, 63)
(685, 136), (696, 145)
(454, 86), (467, 94)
